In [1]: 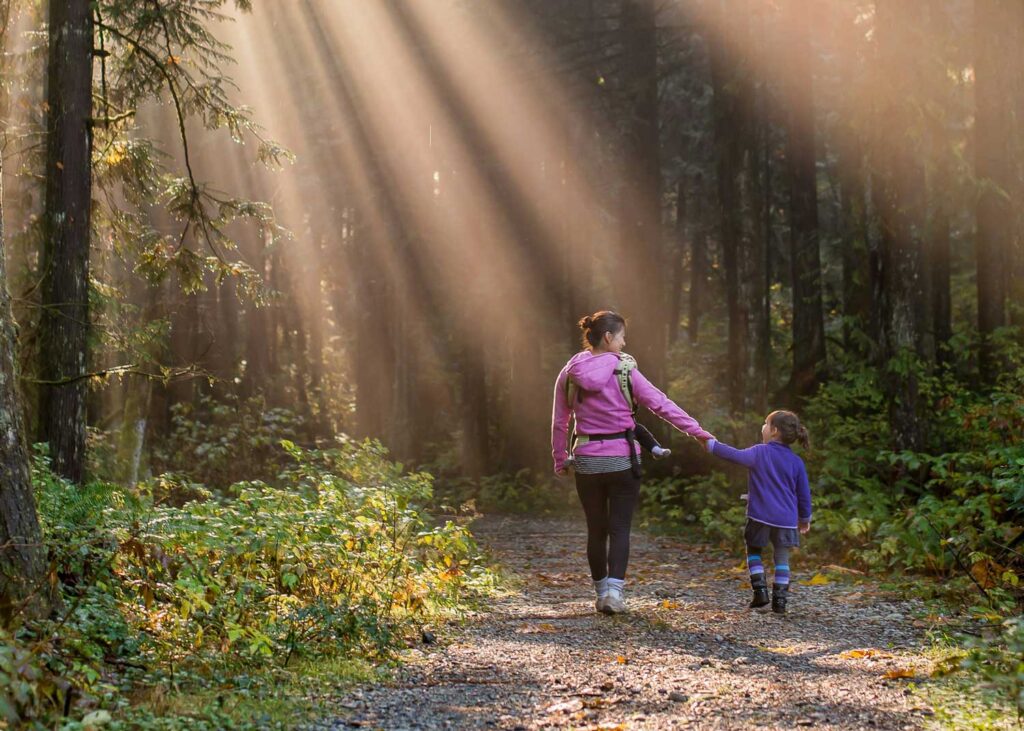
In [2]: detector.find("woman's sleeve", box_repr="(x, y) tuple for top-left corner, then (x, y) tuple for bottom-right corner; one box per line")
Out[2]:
(707, 439), (760, 469)
(797, 461), (812, 523)
(631, 369), (714, 440)
(551, 369), (571, 474)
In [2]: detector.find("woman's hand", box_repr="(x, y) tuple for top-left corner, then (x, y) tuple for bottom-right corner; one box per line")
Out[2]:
(799, 521), (811, 534)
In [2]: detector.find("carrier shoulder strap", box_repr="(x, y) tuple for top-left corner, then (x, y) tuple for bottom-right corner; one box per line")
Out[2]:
(614, 353), (638, 416)
(565, 374), (579, 408)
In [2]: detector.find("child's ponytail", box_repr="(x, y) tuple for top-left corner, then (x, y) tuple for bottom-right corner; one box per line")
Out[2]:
(768, 410), (810, 449)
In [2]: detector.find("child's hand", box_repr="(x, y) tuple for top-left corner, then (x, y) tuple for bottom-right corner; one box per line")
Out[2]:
(799, 521), (811, 535)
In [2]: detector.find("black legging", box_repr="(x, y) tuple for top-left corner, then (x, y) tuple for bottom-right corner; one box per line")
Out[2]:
(575, 469), (641, 580)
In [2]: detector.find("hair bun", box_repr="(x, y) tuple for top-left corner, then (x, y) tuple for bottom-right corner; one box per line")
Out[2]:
(578, 315), (594, 330)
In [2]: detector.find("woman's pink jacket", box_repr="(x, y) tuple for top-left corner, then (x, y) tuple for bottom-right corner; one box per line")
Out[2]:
(551, 350), (713, 475)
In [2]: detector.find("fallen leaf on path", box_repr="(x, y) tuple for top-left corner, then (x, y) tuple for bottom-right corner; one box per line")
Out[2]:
(616, 655), (629, 664)
(661, 599), (680, 609)
(763, 646), (801, 655)
(883, 667), (916, 679)
(518, 622), (559, 634)
(545, 698), (584, 714)
(823, 563), (866, 576)
(840, 648), (893, 660)
(799, 573), (831, 586)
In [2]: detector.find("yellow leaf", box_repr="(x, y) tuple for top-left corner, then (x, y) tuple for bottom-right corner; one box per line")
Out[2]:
(105, 144), (126, 166)
(616, 655), (628, 664)
(884, 667), (915, 679)
(840, 648), (893, 660)
(167, 54), (181, 65)
(661, 599), (680, 609)
(799, 573), (831, 586)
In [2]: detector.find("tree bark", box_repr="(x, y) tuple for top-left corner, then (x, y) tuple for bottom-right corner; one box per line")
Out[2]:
(783, 1), (826, 402)
(668, 179), (686, 347)
(688, 173), (708, 344)
(0, 124), (52, 621)
(709, 0), (748, 412)
(618, 0), (666, 385)
(873, 0), (929, 451)
(38, 0), (93, 482)
(974, 0), (1015, 380)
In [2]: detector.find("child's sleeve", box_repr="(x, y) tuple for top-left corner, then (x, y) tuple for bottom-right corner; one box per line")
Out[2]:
(630, 369), (713, 440)
(551, 369), (572, 474)
(796, 460), (812, 523)
(707, 439), (760, 469)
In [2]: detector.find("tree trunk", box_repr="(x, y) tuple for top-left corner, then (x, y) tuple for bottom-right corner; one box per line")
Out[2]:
(873, 0), (929, 451)
(709, 1), (748, 412)
(0, 127), (52, 621)
(618, 0), (666, 385)
(838, 124), (871, 353)
(38, 0), (93, 482)
(975, 0), (1014, 381)
(928, 136), (952, 362)
(783, 1), (826, 402)
(688, 173), (708, 344)
(668, 179), (686, 347)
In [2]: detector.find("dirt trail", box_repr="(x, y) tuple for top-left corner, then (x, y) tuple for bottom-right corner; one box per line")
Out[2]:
(321, 516), (936, 730)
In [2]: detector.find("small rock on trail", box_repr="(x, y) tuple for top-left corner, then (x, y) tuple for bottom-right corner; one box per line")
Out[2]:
(313, 516), (934, 730)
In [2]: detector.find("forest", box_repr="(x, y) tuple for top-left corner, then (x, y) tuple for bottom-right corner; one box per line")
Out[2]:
(0, 0), (1022, 728)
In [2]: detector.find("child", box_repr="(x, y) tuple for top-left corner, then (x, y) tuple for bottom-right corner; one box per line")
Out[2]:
(704, 410), (812, 614)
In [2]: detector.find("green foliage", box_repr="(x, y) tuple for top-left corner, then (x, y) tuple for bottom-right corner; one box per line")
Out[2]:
(151, 395), (306, 487)
(961, 615), (1024, 719)
(640, 472), (741, 544)
(6, 440), (493, 728)
(801, 345), (1024, 601)
(435, 469), (575, 515)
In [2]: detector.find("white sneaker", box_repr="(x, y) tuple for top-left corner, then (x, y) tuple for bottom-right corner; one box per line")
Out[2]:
(601, 585), (626, 614)
(595, 596), (607, 613)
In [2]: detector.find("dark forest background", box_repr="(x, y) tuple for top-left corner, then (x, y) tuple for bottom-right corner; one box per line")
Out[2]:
(0, 1), (1022, 725)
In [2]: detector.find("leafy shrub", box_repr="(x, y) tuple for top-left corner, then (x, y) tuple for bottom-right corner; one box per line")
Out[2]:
(12, 438), (493, 728)
(152, 395), (306, 487)
(640, 472), (741, 543)
(961, 614), (1024, 718)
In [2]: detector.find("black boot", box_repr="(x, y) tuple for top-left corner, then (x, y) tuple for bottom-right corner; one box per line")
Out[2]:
(749, 574), (770, 608)
(771, 583), (789, 614)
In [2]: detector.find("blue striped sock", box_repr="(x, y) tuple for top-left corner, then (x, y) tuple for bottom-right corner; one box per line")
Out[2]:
(774, 564), (790, 585)
(747, 554), (765, 577)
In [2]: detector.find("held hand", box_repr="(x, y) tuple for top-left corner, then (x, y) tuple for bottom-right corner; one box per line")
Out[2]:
(799, 521), (811, 535)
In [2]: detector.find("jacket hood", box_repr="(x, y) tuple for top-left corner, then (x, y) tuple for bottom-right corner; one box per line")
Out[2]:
(567, 350), (620, 391)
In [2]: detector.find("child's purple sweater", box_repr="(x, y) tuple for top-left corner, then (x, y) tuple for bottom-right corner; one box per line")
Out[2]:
(707, 439), (812, 529)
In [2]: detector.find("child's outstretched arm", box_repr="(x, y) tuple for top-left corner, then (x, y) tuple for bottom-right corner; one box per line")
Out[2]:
(705, 438), (759, 469)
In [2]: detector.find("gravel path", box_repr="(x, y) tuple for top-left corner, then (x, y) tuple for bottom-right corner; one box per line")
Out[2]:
(322, 516), (938, 730)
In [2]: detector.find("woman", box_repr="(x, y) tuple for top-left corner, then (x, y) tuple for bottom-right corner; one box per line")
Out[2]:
(551, 311), (713, 614)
